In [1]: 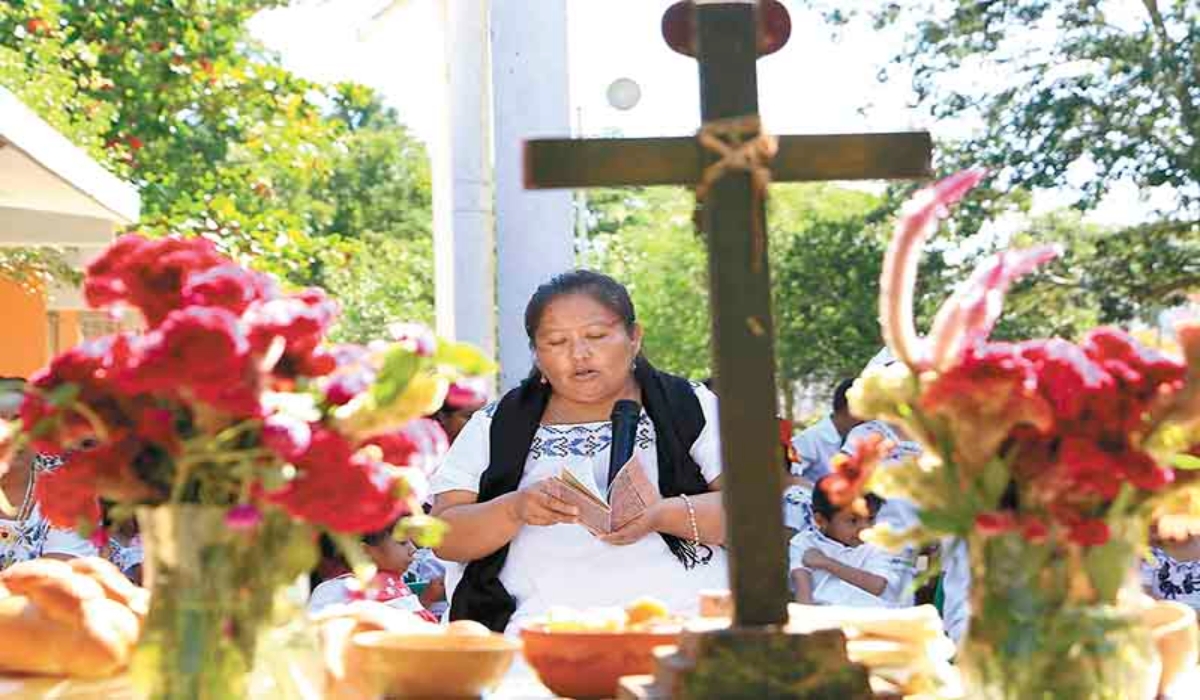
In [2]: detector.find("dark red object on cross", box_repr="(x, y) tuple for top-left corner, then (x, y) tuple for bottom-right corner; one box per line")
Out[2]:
(662, 0), (791, 58)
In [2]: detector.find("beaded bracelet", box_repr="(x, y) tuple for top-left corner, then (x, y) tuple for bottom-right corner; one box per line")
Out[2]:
(680, 493), (700, 546)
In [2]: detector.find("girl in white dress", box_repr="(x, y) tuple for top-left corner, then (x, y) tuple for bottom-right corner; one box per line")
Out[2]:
(431, 270), (728, 633)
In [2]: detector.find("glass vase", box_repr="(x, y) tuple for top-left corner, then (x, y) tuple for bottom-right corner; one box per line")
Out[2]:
(131, 505), (317, 700)
(958, 530), (1159, 700)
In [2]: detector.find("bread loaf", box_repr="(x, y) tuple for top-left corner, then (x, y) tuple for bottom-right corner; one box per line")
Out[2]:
(0, 557), (145, 678)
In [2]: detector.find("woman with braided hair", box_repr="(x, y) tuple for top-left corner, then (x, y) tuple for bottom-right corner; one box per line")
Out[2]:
(430, 270), (728, 633)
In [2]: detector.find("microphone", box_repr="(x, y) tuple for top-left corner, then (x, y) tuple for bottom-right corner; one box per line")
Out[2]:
(607, 399), (642, 494)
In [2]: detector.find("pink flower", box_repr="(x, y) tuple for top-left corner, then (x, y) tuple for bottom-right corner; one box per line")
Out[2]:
(89, 526), (110, 549)
(444, 378), (489, 410)
(388, 323), (437, 357)
(880, 169), (987, 371)
(225, 504), (263, 532)
(926, 245), (1061, 371)
(262, 414), (312, 461)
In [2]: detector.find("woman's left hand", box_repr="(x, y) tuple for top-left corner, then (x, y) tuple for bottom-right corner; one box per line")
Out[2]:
(599, 503), (660, 546)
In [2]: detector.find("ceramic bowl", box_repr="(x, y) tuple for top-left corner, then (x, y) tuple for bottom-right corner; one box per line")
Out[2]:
(1141, 600), (1199, 696)
(519, 624), (680, 699)
(349, 629), (520, 699)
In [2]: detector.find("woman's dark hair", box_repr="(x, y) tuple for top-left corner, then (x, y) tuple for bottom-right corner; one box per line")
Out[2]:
(362, 520), (400, 547)
(523, 269), (637, 345)
(812, 475), (884, 520)
(832, 378), (855, 413)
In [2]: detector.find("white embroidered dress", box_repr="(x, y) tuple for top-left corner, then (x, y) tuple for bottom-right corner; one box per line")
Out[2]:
(0, 455), (97, 571)
(431, 383), (729, 633)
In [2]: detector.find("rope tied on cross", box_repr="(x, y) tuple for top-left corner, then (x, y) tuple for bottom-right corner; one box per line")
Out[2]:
(693, 114), (778, 273)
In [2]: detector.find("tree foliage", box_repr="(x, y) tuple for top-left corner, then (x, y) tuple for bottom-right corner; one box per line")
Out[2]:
(0, 1), (433, 341)
(579, 184), (935, 387)
(810, 0), (1200, 322)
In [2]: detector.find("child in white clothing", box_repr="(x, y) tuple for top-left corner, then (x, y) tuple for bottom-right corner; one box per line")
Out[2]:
(790, 477), (905, 607)
(309, 524), (436, 622)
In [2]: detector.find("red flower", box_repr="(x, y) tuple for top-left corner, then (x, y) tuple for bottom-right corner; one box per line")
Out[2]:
(362, 418), (448, 473)
(22, 334), (143, 453)
(264, 428), (408, 533)
(84, 235), (230, 326)
(1020, 338), (1114, 426)
(261, 414), (312, 462)
(120, 307), (258, 417)
(1067, 518), (1110, 547)
(72, 434), (162, 503)
(823, 433), (889, 507)
(34, 462), (101, 528)
(1057, 437), (1125, 500)
(975, 511), (1019, 536)
(1020, 517), (1049, 544)
(921, 342), (1054, 468)
(245, 289), (339, 379)
(181, 265), (277, 315)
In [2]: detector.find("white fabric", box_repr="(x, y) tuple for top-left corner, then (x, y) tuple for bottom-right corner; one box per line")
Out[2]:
(939, 537), (971, 644)
(1142, 547), (1200, 611)
(841, 420), (923, 606)
(0, 502), (97, 571)
(790, 416), (842, 481)
(788, 528), (907, 607)
(308, 575), (429, 616)
(782, 484), (813, 534)
(431, 383), (729, 634)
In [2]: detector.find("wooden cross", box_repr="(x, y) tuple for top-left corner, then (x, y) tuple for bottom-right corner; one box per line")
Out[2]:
(524, 0), (931, 628)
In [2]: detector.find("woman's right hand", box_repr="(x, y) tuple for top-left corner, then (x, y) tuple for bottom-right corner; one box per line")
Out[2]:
(510, 479), (579, 527)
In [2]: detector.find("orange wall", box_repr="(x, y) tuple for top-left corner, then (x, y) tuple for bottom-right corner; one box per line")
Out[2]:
(0, 278), (48, 379)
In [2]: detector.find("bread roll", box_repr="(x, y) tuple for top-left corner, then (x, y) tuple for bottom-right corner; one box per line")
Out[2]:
(0, 557), (145, 678)
(0, 595), (130, 678)
(68, 556), (149, 619)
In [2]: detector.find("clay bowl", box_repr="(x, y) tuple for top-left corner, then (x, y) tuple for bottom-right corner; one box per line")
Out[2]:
(349, 630), (520, 699)
(519, 624), (681, 699)
(1141, 600), (1199, 696)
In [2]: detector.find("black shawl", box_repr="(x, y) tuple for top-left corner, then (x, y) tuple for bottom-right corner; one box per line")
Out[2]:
(448, 360), (711, 631)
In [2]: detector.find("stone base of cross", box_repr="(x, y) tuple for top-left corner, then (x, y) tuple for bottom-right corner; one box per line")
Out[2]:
(524, 1), (931, 696)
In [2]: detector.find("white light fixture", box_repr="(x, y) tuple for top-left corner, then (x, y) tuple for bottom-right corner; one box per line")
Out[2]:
(606, 78), (642, 111)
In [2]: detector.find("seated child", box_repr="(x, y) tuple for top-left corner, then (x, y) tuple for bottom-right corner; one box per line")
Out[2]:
(1142, 527), (1200, 611)
(309, 523), (437, 622)
(789, 477), (905, 608)
(405, 547), (449, 619)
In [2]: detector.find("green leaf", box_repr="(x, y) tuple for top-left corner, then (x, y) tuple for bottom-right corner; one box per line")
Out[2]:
(371, 347), (423, 406)
(46, 383), (80, 407)
(1084, 536), (1135, 603)
(1171, 454), (1200, 471)
(917, 508), (968, 535)
(978, 456), (1010, 506)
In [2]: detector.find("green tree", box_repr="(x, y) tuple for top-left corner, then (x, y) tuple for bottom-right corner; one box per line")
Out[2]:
(0, 1), (434, 340)
(811, 0), (1200, 320)
(579, 183), (932, 388)
(580, 187), (711, 379)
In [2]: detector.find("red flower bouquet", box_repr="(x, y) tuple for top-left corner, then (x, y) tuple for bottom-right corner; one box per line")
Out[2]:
(839, 171), (1200, 699)
(10, 233), (494, 698)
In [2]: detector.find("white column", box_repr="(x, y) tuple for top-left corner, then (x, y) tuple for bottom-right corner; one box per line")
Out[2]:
(432, 0), (496, 361)
(490, 0), (575, 391)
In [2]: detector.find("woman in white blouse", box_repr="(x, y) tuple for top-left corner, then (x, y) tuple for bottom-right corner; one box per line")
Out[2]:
(430, 270), (728, 633)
